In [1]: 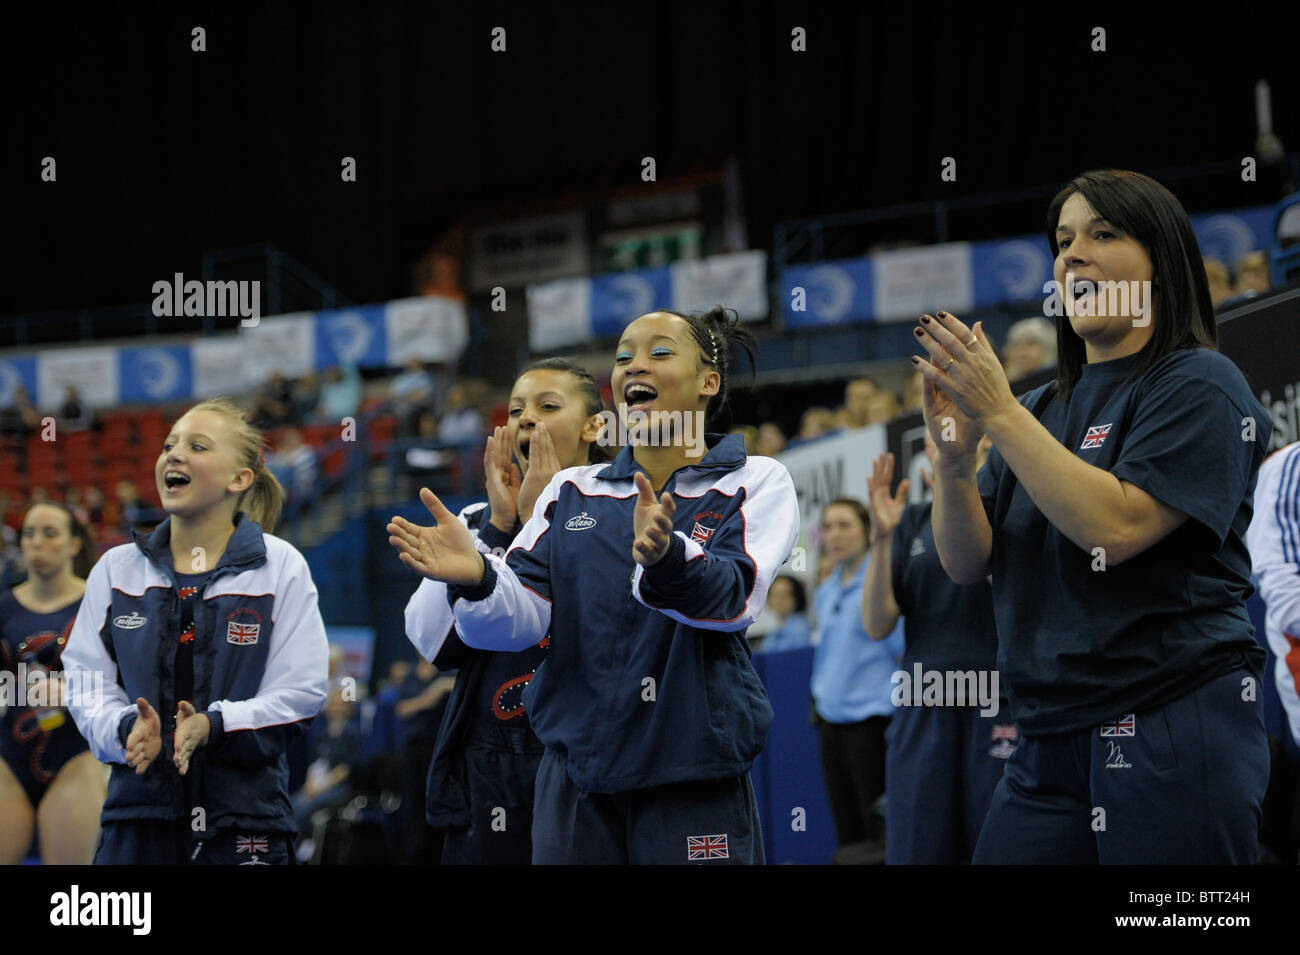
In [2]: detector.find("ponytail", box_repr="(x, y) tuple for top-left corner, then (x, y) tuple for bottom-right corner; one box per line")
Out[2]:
(661, 306), (757, 426)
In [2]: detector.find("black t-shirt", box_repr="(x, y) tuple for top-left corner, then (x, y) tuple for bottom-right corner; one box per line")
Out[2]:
(168, 571), (210, 723)
(891, 500), (999, 677)
(977, 346), (1271, 734)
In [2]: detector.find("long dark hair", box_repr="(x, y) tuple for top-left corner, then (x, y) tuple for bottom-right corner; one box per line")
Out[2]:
(1045, 169), (1218, 401)
(657, 306), (757, 427)
(23, 502), (95, 580)
(517, 357), (611, 464)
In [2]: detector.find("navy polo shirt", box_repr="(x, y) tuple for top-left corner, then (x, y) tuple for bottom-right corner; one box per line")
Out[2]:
(977, 346), (1271, 734)
(891, 500), (999, 676)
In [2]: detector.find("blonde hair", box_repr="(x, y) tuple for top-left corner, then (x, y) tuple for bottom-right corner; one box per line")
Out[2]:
(180, 397), (285, 534)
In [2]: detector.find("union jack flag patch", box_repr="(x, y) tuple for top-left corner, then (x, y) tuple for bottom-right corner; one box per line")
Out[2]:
(236, 834), (268, 854)
(687, 833), (729, 860)
(690, 522), (715, 545)
(1100, 714), (1135, 737)
(1080, 424), (1112, 449)
(227, 621), (260, 645)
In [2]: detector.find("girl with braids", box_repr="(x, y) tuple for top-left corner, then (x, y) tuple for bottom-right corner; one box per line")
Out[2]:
(0, 503), (104, 864)
(389, 308), (800, 864)
(401, 357), (609, 864)
(62, 398), (329, 864)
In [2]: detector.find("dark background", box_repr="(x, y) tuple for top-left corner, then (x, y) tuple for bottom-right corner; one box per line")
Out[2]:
(6, 6), (1297, 316)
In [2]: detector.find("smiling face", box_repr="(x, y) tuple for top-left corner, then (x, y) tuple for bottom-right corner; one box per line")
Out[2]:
(507, 369), (604, 472)
(21, 504), (81, 579)
(1054, 192), (1156, 357)
(821, 503), (868, 566)
(157, 409), (254, 521)
(611, 313), (719, 430)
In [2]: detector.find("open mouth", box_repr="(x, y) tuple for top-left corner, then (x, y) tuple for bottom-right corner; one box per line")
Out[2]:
(624, 382), (658, 414)
(164, 471), (192, 492)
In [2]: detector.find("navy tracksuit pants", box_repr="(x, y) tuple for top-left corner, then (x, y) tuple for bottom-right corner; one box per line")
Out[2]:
(885, 702), (1014, 864)
(94, 820), (295, 865)
(972, 665), (1269, 864)
(439, 727), (543, 865)
(530, 748), (764, 865)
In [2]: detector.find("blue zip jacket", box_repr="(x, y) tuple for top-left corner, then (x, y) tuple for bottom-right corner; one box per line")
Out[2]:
(449, 433), (801, 793)
(62, 513), (329, 834)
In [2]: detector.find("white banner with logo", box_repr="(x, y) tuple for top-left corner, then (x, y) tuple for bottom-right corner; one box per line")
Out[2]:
(240, 313), (317, 384)
(776, 424), (887, 593)
(384, 296), (469, 364)
(670, 250), (768, 320)
(526, 277), (594, 351)
(37, 348), (119, 410)
(872, 242), (974, 322)
(191, 337), (252, 398)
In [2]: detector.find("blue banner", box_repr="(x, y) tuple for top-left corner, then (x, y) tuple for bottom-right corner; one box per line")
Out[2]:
(315, 304), (388, 369)
(971, 235), (1055, 306)
(1190, 206), (1274, 266)
(780, 260), (874, 328)
(589, 266), (673, 339)
(119, 346), (192, 403)
(0, 356), (38, 406)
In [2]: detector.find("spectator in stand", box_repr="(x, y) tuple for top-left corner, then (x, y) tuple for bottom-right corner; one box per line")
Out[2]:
(0, 385), (41, 453)
(790, 407), (840, 447)
(391, 359), (438, 436)
(841, 378), (881, 429)
(58, 387), (93, 432)
(113, 479), (164, 533)
(730, 425), (758, 456)
(755, 575), (813, 654)
(1233, 251), (1271, 298)
(395, 658), (456, 864)
(811, 498), (905, 864)
(251, 371), (295, 430)
(291, 373), (322, 423)
(267, 427), (318, 507)
(292, 684), (364, 862)
(902, 368), (925, 414)
(863, 389), (900, 426)
(1204, 258), (1233, 309)
(1001, 317), (1058, 383)
(82, 487), (106, 529)
(757, 422), (787, 457)
(316, 365), (362, 422)
(436, 383), (485, 446)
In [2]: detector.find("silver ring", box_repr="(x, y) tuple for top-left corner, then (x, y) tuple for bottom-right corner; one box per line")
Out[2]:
(965, 336), (978, 347)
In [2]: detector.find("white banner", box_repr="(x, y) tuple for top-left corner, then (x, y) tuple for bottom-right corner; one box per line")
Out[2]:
(670, 250), (768, 320)
(191, 338), (250, 398)
(873, 242), (974, 322)
(37, 348), (119, 410)
(240, 313), (317, 385)
(526, 278), (593, 351)
(777, 424), (887, 592)
(384, 296), (469, 364)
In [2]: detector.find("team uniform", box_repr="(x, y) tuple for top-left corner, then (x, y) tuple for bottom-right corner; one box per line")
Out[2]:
(810, 557), (904, 850)
(972, 347), (1272, 863)
(61, 512), (329, 865)
(447, 433), (799, 864)
(405, 501), (547, 865)
(885, 501), (1009, 864)
(1246, 441), (1300, 749)
(0, 591), (89, 808)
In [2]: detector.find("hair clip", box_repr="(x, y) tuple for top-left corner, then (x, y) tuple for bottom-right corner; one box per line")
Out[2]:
(708, 330), (719, 365)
